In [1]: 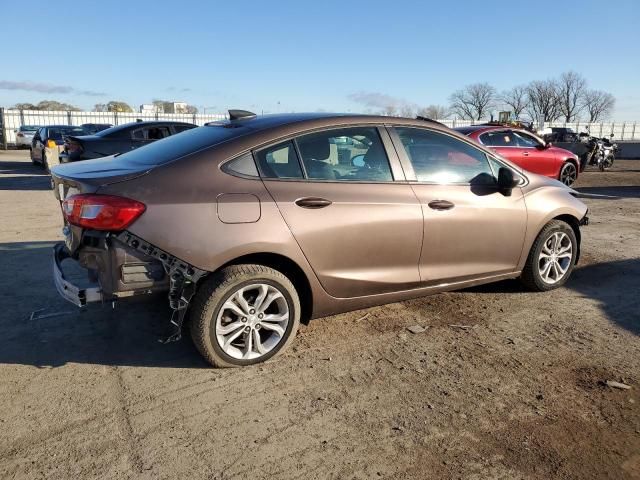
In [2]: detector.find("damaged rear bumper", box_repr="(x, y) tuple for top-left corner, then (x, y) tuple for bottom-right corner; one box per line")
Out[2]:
(53, 243), (103, 307)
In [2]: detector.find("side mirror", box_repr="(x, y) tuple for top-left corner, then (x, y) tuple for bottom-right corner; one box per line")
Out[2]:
(610, 134), (614, 138)
(497, 167), (519, 195)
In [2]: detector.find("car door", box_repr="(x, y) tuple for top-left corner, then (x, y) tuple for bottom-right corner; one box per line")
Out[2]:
(255, 126), (423, 298)
(389, 126), (527, 285)
(512, 130), (558, 177)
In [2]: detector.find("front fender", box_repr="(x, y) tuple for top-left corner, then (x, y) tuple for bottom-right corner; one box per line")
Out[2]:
(518, 180), (588, 271)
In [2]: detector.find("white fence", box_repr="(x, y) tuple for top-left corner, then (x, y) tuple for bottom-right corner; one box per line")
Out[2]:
(434, 119), (639, 140)
(1, 108), (639, 147)
(0, 109), (228, 146)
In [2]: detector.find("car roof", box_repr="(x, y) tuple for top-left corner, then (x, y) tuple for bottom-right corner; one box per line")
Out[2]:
(453, 124), (540, 136)
(205, 112), (453, 135)
(42, 125), (85, 129)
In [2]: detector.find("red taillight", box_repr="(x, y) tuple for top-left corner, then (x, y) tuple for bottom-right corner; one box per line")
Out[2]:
(66, 141), (83, 153)
(62, 194), (146, 231)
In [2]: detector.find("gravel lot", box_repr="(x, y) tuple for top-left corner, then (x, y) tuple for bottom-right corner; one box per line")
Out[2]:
(0, 149), (638, 480)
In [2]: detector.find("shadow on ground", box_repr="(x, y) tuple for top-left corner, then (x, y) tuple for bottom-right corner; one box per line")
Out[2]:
(466, 259), (640, 336)
(0, 241), (637, 369)
(575, 186), (640, 199)
(0, 241), (208, 369)
(0, 160), (52, 191)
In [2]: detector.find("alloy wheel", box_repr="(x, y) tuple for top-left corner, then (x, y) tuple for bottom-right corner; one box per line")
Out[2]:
(560, 163), (577, 186)
(215, 283), (290, 360)
(538, 232), (573, 284)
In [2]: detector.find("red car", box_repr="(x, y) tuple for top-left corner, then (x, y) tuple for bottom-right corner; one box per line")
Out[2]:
(454, 125), (580, 186)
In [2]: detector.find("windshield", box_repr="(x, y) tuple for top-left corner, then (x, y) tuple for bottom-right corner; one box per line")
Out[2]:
(20, 126), (39, 132)
(114, 125), (252, 166)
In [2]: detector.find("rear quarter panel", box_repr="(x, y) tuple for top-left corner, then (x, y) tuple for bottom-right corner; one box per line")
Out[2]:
(96, 148), (317, 280)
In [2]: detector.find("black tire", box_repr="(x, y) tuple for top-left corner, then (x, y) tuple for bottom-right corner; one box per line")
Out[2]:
(190, 264), (301, 368)
(42, 151), (49, 171)
(30, 148), (37, 165)
(520, 220), (578, 292)
(559, 161), (578, 186)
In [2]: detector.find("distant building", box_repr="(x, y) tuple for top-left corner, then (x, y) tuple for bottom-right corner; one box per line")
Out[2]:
(140, 104), (162, 114)
(164, 102), (188, 114)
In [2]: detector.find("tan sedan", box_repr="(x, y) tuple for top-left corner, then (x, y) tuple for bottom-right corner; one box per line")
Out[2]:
(50, 111), (589, 367)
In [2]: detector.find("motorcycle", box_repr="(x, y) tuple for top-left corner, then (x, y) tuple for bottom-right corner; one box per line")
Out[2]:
(599, 135), (619, 171)
(579, 128), (618, 172)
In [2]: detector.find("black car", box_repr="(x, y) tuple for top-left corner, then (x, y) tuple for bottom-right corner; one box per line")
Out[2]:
(30, 125), (88, 169)
(60, 121), (197, 162)
(542, 127), (590, 170)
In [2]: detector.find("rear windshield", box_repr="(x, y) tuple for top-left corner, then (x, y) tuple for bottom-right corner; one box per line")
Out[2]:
(114, 125), (251, 166)
(453, 127), (482, 135)
(20, 126), (39, 132)
(48, 127), (87, 140)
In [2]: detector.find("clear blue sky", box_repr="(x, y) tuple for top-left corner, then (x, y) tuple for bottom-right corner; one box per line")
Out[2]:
(1, 0), (639, 118)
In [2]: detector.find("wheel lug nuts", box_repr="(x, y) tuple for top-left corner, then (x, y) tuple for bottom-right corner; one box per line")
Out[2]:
(258, 313), (263, 319)
(255, 324), (261, 330)
(244, 326), (250, 332)
(241, 317), (247, 322)
(249, 309), (255, 314)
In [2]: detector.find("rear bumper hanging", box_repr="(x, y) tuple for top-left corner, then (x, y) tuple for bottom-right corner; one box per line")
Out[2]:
(53, 243), (103, 307)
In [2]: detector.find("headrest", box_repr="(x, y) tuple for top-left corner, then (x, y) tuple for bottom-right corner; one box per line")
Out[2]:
(299, 137), (330, 161)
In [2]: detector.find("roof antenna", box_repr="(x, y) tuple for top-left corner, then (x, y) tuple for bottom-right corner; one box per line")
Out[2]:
(228, 109), (257, 121)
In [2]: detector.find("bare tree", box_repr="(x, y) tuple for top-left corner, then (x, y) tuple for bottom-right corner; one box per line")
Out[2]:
(583, 90), (615, 122)
(417, 104), (450, 120)
(449, 83), (495, 120)
(93, 103), (107, 112)
(526, 80), (561, 122)
(498, 86), (529, 119)
(557, 71), (587, 121)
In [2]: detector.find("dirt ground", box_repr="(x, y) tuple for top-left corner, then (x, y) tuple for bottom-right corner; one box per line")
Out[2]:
(0, 149), (638, 480)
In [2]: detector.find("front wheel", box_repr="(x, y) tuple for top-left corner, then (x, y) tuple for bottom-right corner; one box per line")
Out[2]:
(190, 264), (301, 368)
(520, 220), (578, 291)
(559, 162), (577, 186)
(601, 155), (614, 171)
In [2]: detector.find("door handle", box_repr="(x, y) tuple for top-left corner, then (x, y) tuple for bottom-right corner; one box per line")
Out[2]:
(522, 151), (529, 156)
(428, 200), (455, 211)
(295, 197), (332, 209)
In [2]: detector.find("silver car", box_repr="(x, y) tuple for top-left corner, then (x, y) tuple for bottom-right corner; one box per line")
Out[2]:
(14, 125), (40, 148)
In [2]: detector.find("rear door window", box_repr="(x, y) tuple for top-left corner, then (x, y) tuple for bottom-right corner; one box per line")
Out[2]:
(146, 126), (171, 140)
(479, 130), (515, 147)
(255, 141), (304, 179)
(295, 127), (393, 181)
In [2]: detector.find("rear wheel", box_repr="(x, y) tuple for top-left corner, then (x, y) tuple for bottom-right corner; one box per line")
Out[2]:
(190, 264), (301, 368)
(559, 161), (577, 186)
(520, 220), (577, 291)
(30, 148), (37, 165)
(42, 151), (49, 171)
